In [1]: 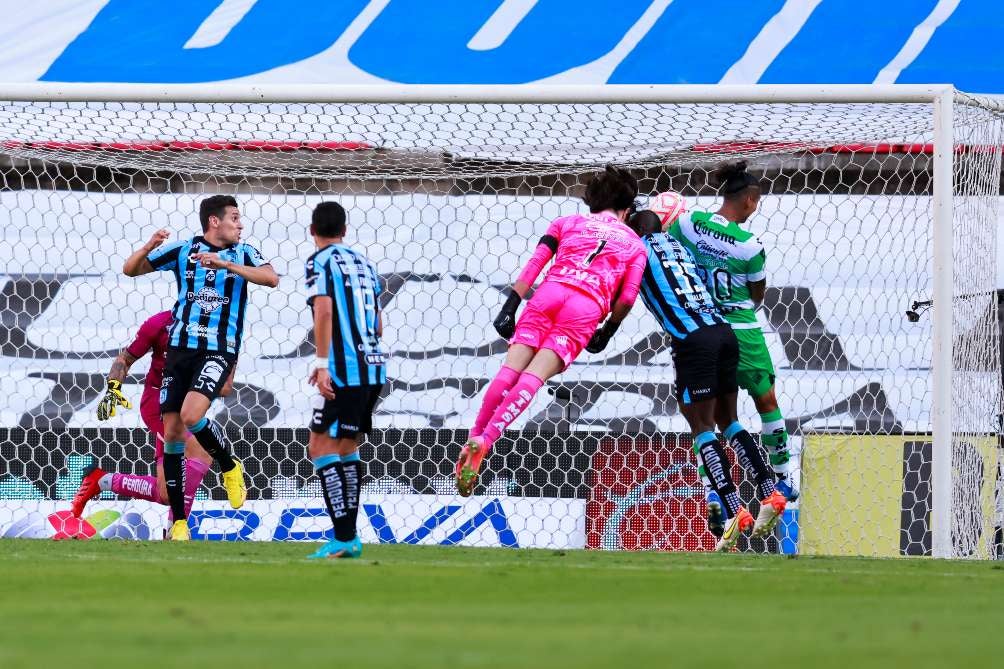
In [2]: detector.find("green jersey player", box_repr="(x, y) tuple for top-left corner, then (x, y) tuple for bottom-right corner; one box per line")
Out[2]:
(667, 161), (798, 502)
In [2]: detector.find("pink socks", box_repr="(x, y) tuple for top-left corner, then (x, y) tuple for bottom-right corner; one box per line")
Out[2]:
(110, 473), (159, 503)
(479, 372), (545, 446)
(182, 459), (211, 518)
(110, 459), (210, 518)
(471, 365), (521, 438)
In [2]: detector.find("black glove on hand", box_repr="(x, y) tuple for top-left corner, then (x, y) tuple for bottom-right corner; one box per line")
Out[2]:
(585, 319), (621, 354)
(493, 290), (521, 340)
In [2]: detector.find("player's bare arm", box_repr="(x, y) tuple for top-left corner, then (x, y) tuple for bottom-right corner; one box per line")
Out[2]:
(107, 348), (140, 383)
(191, 252), (280, 287)
(308, 295), (335, 400)
(97, 347), (141, 420)
(749, 278), (766, 307)
(122, 229), (170, 276)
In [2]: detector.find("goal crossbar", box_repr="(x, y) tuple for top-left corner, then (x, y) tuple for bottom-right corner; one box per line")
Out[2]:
(0, 83), (956, 104)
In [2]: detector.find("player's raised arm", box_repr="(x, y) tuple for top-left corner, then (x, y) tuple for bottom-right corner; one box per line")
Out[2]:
(122, 229), (171, 276)
(191, 250), (279, 287)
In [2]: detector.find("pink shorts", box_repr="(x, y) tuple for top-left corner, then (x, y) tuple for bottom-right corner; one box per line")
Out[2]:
(511, 281), (605, 368)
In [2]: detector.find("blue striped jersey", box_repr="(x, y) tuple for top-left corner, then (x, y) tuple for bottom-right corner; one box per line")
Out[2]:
(305, 243), (387, 387)
(147, 236), (268, 354)
(639, 233), (726, 339)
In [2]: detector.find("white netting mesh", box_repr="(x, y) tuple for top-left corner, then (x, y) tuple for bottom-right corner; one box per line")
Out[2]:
(0, 92), (999, 557)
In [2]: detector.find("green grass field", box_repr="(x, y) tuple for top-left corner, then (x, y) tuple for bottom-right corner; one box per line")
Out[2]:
(1, 539), (1001, 668)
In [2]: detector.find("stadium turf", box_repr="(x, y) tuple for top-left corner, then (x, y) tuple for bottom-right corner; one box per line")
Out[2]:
(0, 539), (1000, 668)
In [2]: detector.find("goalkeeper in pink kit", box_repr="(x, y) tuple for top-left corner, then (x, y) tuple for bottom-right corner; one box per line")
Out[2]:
(456, 166), (647, 496)
(71, 311), (230, 522)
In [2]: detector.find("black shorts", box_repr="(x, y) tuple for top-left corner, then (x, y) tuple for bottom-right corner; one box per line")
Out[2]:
(308, 384), (384, 440)
(671, 324), (739, 404)
(160, 348), (237, 414)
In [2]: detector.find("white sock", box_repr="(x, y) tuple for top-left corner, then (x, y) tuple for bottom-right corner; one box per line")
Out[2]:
(98, 473), (114, 492)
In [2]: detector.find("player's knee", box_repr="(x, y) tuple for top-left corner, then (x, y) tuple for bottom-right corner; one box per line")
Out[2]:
(307, 432), (335, 460)
(754, 388), (778, 413)
(162, 415), (186, 442)
(179, 407), (206, 429)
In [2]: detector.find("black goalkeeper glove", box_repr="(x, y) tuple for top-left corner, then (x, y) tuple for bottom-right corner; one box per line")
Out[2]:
(585, 319), (621, 354)
(493, 290), (521, 340)
(96, 379), (132, 421)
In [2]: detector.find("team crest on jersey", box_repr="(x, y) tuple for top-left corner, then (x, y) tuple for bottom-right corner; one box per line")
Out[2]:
(194, 359), (225, 392)
(187, 287), (230, 312)
(206, 269), (216, 281)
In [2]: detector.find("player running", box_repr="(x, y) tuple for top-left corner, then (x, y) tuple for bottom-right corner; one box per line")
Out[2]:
(617, 210), (786, 550)
(666, 162), (799, 504)
(123, 195), (278, 540)
(304, 202), (386, 559)
(456, 165), (648, 496)
(71, 311), (233, 523)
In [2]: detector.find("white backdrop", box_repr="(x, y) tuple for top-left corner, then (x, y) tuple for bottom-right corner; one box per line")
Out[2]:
(1, 190), (990, 434)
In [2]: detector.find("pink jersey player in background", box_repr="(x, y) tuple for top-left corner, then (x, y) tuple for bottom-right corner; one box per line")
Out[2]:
(455, 165), (648, 496)
(71, 311), (232, 522)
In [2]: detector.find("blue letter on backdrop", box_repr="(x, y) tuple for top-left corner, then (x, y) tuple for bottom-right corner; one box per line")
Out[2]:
(610, 0), (784, 83)
(43, 0), (367, 83)
(350, 0), (651, 84)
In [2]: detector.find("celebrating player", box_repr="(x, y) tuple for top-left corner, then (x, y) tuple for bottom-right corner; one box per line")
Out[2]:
(666, 162), (798, 502)
(455, 165), (648, 496)
(71, 311), (233, 523)
(303, 202), (386, 559)
(122, 195), (278, 540)
(620, 210), (786, 550)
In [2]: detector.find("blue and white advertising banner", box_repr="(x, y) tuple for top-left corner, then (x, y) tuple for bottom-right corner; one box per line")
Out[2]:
(0, 0), (1001, 93)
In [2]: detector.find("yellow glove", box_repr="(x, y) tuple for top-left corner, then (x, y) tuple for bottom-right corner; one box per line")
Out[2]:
(97, 379), (132, 420)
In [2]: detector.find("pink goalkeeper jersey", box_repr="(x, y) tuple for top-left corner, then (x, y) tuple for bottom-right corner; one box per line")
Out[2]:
(517, 211), (647, 313)
(125, 311), (172, 409)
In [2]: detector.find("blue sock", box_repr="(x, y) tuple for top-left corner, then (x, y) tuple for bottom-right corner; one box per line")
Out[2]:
(312, 453), (341, 471)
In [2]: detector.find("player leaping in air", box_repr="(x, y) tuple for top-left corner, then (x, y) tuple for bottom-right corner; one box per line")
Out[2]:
(667, 162), (799, 507)
(71, 311), (233, 523)
(610, 209), (786, 551)
(123, 195), (278, 540)
(456, 165), (648, 496)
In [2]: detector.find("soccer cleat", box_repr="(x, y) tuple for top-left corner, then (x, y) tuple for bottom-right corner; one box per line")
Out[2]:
(705, 490), (728, 538)
(221, 459), (247, 509)
(455, 436), (489, 497)
(307, 537), (362, 560)
(714, 506), (754, 552)
(71, 465), (106, 518)
(169, 519), (190, 541)
(775, 478), (799, 502)
(752, 490), (787, 538)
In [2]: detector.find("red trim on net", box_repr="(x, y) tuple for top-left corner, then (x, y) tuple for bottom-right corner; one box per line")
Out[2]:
(0, 140), (374, 152)
(690, 141), (1001, 155)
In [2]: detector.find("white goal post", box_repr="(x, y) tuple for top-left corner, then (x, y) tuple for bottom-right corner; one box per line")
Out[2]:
(0, 83), (999, 558)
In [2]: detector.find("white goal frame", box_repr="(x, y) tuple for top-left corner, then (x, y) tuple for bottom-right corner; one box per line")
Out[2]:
(0, 82), (966, 558)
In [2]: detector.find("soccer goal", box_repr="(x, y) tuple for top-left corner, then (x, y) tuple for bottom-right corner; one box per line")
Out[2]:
(0, 84), (1000, 558)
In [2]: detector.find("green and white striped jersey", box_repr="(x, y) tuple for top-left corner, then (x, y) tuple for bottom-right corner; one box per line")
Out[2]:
(667, 210), (766, 328)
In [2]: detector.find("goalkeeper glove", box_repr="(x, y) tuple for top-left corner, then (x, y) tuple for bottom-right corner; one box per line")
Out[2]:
(585, 319), (621, 354)
(97, 379), (132, 420)
(493, 290), (521, 340)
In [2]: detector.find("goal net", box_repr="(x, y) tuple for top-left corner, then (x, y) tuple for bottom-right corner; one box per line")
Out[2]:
(0, 86), (1000, 558)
